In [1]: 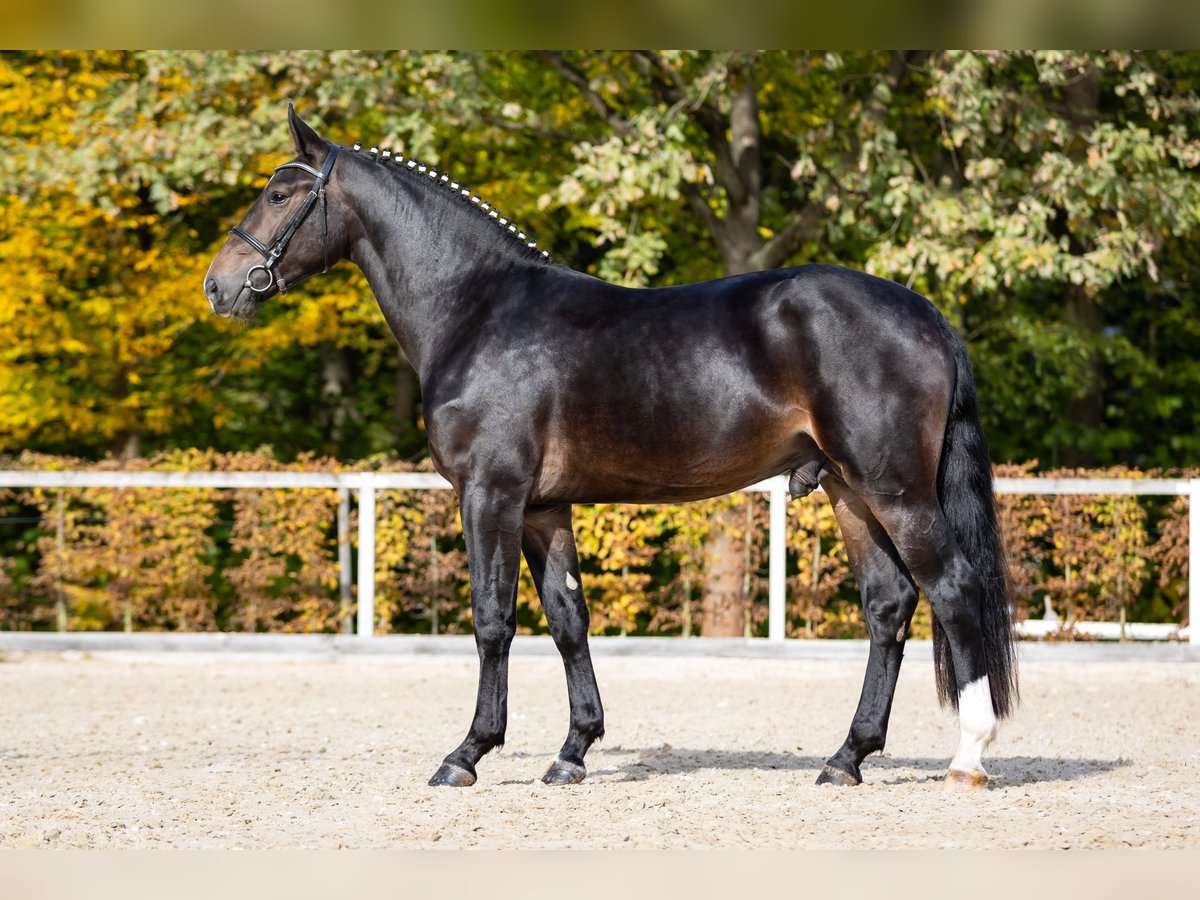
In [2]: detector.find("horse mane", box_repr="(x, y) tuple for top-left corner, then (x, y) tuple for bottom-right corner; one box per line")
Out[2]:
(348, 140), (553, 263)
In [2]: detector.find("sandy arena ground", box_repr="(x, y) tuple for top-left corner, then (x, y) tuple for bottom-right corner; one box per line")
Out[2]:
(1, 650), (1196, 849)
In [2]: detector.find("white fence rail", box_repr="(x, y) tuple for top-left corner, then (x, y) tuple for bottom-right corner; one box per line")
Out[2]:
(1, 471), (1196, 644)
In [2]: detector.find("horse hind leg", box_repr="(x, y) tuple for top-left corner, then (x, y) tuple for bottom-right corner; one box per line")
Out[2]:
(521, 504), (605, 785)
(816, 478), (920, 786)
(862, 491), (999, 788)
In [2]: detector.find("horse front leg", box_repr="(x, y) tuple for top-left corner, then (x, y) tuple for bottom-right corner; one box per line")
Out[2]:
(428, 483), (527, 787)
(521, 504), (604, 785)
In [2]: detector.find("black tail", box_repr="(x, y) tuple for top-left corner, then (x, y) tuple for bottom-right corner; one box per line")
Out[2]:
(933, 318), (1018, 719)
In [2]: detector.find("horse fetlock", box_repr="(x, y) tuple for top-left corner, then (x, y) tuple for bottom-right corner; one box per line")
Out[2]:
(946, 675), (997, 781)
(847, 727), (886, 758)
(474, 728), (507, 754)
(572, 715), (605, 743)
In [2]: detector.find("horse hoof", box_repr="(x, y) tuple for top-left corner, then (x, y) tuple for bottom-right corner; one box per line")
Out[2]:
(944, 769), (989, 789)
(542, 759), (586, 785)
(428, 763), (477, 787)
(816, 764), (861, 787)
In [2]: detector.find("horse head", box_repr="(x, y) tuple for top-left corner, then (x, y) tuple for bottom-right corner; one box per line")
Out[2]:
(204, 107), (346, 318)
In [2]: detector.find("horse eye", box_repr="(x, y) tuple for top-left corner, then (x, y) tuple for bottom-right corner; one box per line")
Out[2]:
(269, 191), (288, 204)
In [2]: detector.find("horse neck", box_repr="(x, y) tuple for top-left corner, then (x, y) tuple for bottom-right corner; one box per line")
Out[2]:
(341, 157), (538, 375)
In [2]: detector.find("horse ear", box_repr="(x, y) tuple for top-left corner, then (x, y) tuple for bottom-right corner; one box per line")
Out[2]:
(288, 104), (326, 160)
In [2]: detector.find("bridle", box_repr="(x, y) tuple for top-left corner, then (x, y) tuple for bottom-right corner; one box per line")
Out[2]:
(230, 144), (341, 295)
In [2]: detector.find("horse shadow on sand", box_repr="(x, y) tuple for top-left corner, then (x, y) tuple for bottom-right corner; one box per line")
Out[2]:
(500, 747), (1126, 787)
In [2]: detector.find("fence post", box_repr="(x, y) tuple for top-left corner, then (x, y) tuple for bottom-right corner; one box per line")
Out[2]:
(768, 475), (787, 641)
(1190, 478), (1199, 646)
(55, 491), (67, 633)
(337, 487), (353, 635)
(356, 475), (376, 637)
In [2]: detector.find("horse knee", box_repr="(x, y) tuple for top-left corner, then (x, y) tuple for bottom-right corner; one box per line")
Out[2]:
(548, 615), (589, 655)
(473, 619), (515, 656)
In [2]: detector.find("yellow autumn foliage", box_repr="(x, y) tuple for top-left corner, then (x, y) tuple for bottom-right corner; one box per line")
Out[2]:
(0, 52), (397, 457)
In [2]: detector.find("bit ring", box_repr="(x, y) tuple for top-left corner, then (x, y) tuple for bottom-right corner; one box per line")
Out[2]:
(245, 265), (274, 293)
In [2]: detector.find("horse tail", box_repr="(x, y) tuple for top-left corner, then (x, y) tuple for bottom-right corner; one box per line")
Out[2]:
(932, 317), (1018, 719)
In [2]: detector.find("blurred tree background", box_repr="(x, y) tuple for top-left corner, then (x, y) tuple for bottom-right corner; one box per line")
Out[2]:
(1, 51), (1198, 635)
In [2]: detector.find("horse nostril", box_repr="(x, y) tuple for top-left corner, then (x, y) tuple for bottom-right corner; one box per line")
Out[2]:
(205, 278), (219, 301)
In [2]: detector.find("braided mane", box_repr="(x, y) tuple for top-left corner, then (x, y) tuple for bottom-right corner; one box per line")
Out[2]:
(350, 140), (552, 262)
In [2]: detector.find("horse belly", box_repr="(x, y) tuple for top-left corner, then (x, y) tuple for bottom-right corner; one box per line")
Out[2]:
(525, 281), (825, 504)
(532, 397), (818, 505)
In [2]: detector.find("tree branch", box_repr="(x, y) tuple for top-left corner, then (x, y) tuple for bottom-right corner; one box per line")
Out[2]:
(861, 50), (929, 131)
(631, 50), (730, 142)
(535, 51), (630, 136)
(750, 204), (824, 270)
(477, 112), (581, 144)
(680, 181), (726, 249)
(631, 51), (741, 201)
(727, 80), (760, 212)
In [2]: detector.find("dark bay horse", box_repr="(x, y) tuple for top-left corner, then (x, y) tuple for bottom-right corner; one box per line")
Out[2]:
(205, 108), (1017, 790)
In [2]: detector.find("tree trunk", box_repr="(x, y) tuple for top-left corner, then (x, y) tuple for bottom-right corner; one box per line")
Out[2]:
(698, 76), (762, 636)
(1059, 64), (1103, 467)
(318, 342), (354, 447)
(1062, 285), (1104, 465)
(701, 515), (747, 636)
(114, 430), (142, 460)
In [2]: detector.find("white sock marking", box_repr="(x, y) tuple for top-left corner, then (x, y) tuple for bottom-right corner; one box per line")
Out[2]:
(948, 676), (998, 776)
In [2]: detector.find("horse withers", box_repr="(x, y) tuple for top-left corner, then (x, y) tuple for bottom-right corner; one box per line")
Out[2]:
(205, 108), (1017, 790)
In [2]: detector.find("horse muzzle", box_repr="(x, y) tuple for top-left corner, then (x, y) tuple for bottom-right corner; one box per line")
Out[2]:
(205, 277), (259, 318)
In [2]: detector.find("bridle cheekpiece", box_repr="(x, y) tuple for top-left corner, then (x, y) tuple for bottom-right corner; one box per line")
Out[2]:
(230, 144), (341, 295)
